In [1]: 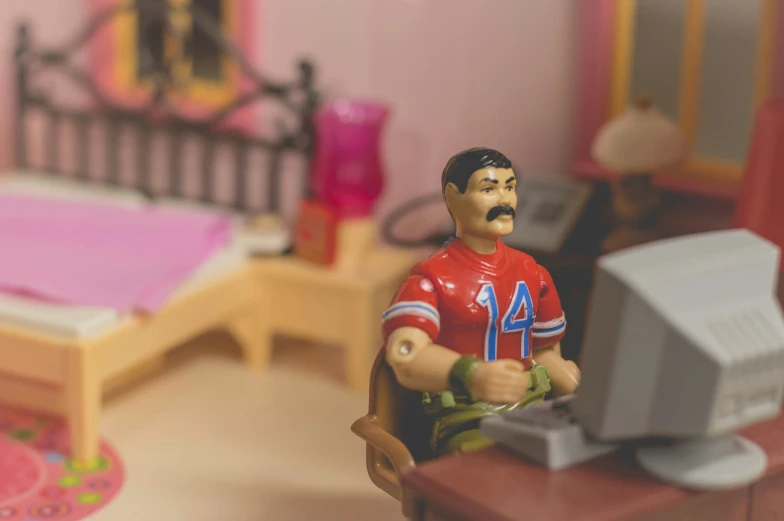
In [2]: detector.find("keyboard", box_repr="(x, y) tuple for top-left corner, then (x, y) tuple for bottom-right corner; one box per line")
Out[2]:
(480, 395), (621, 470)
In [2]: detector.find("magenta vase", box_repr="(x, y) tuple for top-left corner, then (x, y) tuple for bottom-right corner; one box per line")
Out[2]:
(311, 99), (390, 218)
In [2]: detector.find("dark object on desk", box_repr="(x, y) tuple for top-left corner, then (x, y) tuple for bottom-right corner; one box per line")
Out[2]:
(532, 200), (567, 223)
(527, 183), (608, 363)
(501, 176), (593, 254)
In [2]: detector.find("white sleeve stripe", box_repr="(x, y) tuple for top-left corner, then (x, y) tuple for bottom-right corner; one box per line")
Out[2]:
(533, 313), (566, 330)
(383, 301), (439, 320)
(532, 322), (566, 337)
(382, 302), (440, 329)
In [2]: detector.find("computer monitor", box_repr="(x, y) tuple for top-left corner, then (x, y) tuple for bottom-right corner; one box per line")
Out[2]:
(570, 228), (784, 489)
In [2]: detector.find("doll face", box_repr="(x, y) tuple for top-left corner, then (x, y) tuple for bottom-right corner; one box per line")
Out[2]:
(445, 166), (517, 240)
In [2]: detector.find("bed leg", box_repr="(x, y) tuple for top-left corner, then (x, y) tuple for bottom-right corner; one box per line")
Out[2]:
(65, 346), (102, 465)
(228, 307), (272, 371)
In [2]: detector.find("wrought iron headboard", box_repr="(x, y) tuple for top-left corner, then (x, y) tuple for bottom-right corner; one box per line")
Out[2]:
(13, 0), (319, 213)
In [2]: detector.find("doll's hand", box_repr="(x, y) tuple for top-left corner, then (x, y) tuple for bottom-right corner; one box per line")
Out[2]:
(469, 359), (532, 404)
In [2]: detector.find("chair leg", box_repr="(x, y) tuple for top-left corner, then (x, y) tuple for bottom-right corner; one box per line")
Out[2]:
(227, 307), (273, 371)
(66, 347), (101, 464)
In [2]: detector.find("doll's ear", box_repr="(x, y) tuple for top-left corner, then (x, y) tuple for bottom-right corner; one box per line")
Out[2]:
(443, 182), (462, 209)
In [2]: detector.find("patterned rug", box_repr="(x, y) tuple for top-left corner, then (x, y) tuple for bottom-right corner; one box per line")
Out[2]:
(0, 406), (124, 520)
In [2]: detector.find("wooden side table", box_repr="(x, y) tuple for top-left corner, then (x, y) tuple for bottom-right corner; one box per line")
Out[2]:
(251, 248), (418, 391)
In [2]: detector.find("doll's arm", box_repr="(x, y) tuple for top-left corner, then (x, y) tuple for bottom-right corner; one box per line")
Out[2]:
(386, 326), (532, 404)
(385, 326), (461, 392)
(532, 341), (580, 396)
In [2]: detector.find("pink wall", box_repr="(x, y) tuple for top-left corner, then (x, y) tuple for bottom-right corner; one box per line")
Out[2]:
(574, 0), (614, 169)
(262, 0), (579, 223)
(0, 0), (579, 228)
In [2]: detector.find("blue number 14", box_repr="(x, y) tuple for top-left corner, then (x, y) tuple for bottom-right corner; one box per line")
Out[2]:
(476, 282), (534, 361)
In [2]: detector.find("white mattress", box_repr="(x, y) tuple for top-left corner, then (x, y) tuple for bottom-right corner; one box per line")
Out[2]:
(0, 172), (278, 339)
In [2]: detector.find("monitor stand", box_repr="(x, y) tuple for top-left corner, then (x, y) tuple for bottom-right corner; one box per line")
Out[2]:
(635, 434), (767, 490)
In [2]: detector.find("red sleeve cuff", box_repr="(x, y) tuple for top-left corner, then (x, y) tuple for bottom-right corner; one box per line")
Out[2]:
(532, 313), (566, 348)
(382, 315), (439, 344)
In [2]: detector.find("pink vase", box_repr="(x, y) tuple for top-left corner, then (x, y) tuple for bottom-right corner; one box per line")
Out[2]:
(311, 99), (390, 218)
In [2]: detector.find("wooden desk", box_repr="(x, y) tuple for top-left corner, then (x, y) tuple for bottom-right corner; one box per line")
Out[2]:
(253, 248), (417, 391)
(403, 413), (784, 521)
(401, 276), (784, 521)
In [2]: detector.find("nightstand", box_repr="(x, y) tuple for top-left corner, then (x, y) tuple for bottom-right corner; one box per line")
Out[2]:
(251, 248), (418, 391)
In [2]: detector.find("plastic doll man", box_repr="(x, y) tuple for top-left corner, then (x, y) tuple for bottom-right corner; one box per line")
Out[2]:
(382, 147), (581, 456)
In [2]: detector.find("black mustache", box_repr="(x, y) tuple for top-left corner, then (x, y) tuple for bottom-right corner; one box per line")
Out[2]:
(487, 205), (516, 221)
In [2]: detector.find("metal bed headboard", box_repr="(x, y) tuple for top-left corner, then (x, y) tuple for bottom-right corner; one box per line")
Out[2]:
(13, 0), (319, 214)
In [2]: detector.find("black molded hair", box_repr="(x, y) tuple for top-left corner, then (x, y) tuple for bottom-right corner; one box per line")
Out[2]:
(441, 147), (512, 194)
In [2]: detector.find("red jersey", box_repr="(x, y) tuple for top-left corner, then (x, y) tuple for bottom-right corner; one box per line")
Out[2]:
(382, 238), (566, 370)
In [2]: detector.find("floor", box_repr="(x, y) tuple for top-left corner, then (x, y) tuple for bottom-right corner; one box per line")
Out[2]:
(89, 334), (404, 521)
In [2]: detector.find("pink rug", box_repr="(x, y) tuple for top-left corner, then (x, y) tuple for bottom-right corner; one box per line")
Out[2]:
(0, 406), (124, 520)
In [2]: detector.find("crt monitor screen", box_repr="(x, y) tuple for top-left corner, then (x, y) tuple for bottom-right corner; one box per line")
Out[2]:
(571, 229), (784, 442)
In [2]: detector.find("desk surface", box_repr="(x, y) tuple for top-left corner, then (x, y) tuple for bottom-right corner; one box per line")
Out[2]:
(403, 413), (784, 521)
(402, 276), (784, 521)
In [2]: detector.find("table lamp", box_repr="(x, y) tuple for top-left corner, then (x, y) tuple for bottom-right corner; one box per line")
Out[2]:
(591, 94), (686, 252)
(733, 100), (784, 267)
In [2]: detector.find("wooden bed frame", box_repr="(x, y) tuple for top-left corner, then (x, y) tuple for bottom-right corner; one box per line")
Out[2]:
(0, 1), (319, 463)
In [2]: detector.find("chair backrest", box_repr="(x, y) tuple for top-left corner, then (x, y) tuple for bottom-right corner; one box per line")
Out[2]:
(358, 348), (436, 517)
(368, 347), (433, 464)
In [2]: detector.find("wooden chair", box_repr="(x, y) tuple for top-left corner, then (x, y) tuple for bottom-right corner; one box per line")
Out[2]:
(351, 348), (434, 517)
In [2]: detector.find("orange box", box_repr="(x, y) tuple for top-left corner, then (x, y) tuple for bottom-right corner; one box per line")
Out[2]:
(294, 199), (339, 265)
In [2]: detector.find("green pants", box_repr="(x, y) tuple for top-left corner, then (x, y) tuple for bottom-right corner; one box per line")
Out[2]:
(423, 365), (551, 457)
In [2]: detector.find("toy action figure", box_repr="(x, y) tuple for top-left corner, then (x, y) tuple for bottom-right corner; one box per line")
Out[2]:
(382, 147), (581, 456)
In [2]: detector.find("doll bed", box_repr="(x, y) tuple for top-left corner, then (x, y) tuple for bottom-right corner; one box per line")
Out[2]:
(0, 2), (319, 463)
(0, 172), (250, 338)
(0, 172), (266, 465)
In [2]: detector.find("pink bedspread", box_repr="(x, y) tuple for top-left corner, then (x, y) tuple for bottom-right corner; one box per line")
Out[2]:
(0, 194), (232, 312)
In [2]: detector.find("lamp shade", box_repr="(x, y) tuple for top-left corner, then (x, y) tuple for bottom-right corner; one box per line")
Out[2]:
(591, 95), (685, 174)
(734, 100), (784, 266)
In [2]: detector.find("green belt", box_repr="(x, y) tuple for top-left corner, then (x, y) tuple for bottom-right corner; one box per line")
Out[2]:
(423, 364), (551, 456)
(423, 364), (551, 413)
